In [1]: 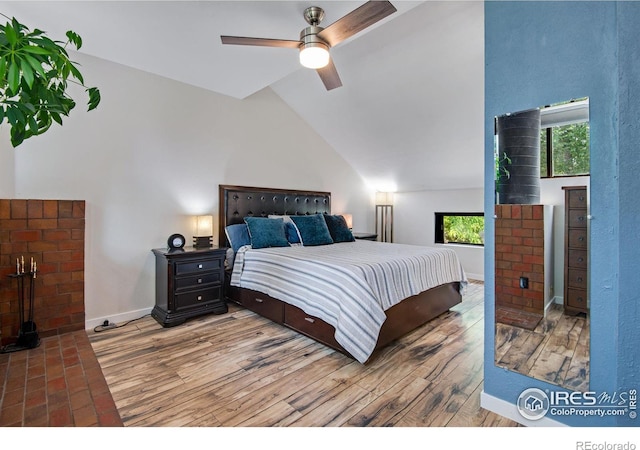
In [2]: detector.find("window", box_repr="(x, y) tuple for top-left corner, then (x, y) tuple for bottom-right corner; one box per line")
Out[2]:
(540, 98), (590, 178)
(435, 213), (484, 246)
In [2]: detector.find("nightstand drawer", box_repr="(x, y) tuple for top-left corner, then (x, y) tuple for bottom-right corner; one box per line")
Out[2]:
(175, 272), (222, 291)
(175, 286), (223, 310)
(175, 258), (222, 276)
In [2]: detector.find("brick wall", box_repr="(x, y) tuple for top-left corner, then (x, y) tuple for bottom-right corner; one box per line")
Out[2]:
(495, 204), (545, 315)
(0, 199), (85, 346)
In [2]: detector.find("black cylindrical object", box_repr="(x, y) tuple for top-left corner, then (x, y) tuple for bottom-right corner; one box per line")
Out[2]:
(496, 108), (541, 204)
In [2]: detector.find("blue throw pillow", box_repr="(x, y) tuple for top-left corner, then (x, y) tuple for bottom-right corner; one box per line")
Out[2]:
(290, 214), (334, 246)
(284, 221), (301, 244)
(225, 223), (251, 252)
(244, 217), (290, 249)
(323, 214), (355, 243)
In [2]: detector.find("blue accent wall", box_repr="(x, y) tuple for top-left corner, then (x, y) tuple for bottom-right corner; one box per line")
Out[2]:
(485, 1), (639, 426)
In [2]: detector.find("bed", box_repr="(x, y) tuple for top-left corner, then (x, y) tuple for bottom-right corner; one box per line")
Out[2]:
(219, 185), (467, 363)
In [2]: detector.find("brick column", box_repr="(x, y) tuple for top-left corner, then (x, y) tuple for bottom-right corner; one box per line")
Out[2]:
(495, 204), (545, 316)
(0, 199), (85, 345)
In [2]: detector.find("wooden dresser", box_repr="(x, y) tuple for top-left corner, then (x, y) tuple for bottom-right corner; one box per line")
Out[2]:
(152, 246), (227, 327)
(562, 186), (589, 315)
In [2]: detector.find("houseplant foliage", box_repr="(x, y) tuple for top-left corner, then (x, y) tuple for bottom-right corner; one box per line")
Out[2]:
(0, 15), (100, 147)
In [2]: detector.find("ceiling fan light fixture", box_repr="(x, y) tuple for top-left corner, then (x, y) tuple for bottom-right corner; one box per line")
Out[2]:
(299, 42), (330, 69)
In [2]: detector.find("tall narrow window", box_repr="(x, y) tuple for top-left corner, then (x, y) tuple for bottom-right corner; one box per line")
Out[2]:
(435, 213), (484, 246)
(540, 98), (590, 178)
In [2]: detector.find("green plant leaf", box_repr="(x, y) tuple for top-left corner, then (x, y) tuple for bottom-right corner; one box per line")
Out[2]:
(87, 87), (100, 111)
(65, 30), (82, 49)
(0, 57), (6, 82)
(22, 46), (51, 55)
(8, 62), (20, 93)
(20, 57), (35, 87)
(4, 21), (18, 45)
(67, 61), (84, 84)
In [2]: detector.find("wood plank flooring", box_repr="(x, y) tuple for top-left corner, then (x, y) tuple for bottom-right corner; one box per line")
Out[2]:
(89, 280), (520, 427)
(495, 303), (589, 391)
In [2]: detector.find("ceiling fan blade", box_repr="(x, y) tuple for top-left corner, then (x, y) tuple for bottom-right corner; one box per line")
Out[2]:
(317, 1), (397, 47)
(221, 36), (301, 49)
(317, 58), (342, 91)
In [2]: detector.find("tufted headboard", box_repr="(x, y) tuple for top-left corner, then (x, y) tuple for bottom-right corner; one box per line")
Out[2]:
(218, 185), (331, 247)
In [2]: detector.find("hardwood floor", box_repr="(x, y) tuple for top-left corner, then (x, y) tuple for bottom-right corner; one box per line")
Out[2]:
(88, 280), (519, 427)
(495, 303), (589, 391)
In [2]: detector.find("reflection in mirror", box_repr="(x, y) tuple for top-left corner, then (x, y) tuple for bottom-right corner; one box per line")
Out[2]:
(494, 98), (590, 391)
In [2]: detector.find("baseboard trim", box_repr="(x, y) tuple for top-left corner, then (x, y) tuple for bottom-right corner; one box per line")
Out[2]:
(86, 307), (153, 330)
(465, 272), (484, 282)
(480, 390), (567, 427)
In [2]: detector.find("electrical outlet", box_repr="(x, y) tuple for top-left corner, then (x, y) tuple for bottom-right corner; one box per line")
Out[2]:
(101, 320), (117, 329)
(519, 277), (529, 289)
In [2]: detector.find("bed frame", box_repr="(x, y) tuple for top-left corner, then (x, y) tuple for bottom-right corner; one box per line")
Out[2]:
(218, 185), (462, 362)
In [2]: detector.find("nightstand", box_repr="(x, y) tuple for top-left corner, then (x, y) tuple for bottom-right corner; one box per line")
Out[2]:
(151, 246), (228, 327)
(353, 232), (378, 241)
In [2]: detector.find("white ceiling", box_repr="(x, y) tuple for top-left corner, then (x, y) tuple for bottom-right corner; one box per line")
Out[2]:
(0, 1), (484, 192)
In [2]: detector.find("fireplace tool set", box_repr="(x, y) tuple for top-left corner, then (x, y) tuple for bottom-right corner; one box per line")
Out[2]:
(1, 256), (40, 353)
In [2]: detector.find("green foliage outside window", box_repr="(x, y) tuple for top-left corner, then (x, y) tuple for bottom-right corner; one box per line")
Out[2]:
(540, 122), (590, 177)
(443, 215), (484, 245)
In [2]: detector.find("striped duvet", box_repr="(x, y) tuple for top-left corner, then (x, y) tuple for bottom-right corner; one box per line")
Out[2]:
(230, 240), (467, 363)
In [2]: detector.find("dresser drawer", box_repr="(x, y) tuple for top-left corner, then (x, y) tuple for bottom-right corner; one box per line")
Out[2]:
(566, 288), (588, 310)
(568, 189), (588, 208)
(568, 209), (588, 228)
(175, 286), (223, 311)
(284, 303), (339, 349)
(568, 268), (588, 289)
(568, 229), (588, 249)
(239, 289), (284, 323)
(568, 249), (587, 269)
(175, 272), (222, 291)
(175, 258), (222, 276)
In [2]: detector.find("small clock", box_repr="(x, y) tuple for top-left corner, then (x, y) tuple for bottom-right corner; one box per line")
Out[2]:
(167, 233), (186, 250)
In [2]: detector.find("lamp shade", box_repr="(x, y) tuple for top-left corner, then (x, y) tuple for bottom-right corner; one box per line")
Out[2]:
(195, 215), (213, 237)
(299, 43), (330, 69)
(375, 192), (394, 206)
(341, 214), (353, 229)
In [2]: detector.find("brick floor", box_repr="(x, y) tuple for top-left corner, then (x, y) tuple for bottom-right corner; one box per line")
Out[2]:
(0, 330), (122, 427)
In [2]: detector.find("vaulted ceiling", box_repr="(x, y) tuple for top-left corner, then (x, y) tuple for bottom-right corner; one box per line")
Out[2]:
(1, 1), (484, 192)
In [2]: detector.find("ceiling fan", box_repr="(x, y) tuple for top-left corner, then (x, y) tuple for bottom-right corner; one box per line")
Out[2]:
(221, 1), (397, 91)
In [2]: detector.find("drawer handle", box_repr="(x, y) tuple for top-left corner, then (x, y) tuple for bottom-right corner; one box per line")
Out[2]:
(577, 277), (583, 282)
(578, 216), (585, 222)
(578, 257), (584, 263)
(304, 317), (315, 323)
(578, 237), (585, 242)
(197, 295), (203, 301)
(577, 297), (584, 303)
(254, 298), (264, 303)
(197, 278), (203, 284)
(579, 196), (584, 201)
(198, 264), (203, 269)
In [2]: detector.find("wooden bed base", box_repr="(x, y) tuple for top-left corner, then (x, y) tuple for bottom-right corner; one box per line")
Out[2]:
(218, 185), (462, 363)
(224, 275), (461, 361)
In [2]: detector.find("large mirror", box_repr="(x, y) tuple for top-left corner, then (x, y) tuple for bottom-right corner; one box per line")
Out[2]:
(494, 98), (590, 391)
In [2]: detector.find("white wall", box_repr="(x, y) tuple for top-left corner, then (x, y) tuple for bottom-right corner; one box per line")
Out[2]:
(393, 188), (485, 280)
(0, 126), (15, 197)
(6, 53), (373, 327)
